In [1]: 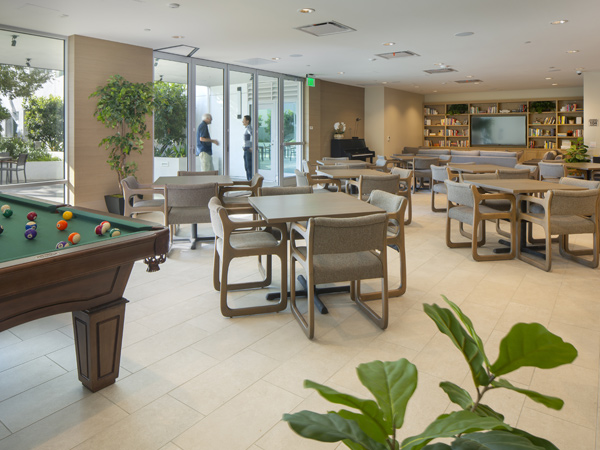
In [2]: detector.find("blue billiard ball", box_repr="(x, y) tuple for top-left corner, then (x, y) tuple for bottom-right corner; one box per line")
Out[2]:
(56, 241), (69, 249)
(25, 229), (37, 240)
(26, 221), (37, 230)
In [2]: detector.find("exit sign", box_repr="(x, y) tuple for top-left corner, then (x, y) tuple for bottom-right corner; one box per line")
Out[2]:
(307, 77), (316, 87)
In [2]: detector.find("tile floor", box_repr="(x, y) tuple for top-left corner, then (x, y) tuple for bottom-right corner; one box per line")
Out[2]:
(0, 190), (599, 450)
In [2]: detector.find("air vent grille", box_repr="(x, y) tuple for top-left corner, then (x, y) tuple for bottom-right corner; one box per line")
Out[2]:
(424, 68), (457, 74)
(455, 79), (483, 83)
(376, 51), (420, 60)
(296, 21), (356, 37)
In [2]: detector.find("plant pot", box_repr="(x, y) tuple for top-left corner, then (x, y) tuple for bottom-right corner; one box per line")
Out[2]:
(104, 194), (125, 215)
(333, 134), (344, 140)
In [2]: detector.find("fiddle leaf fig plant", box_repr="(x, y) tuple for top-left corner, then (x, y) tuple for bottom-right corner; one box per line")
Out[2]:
(283, 296), (577, 450)
(564, 137), (590, 163)
(90, 74), (155, 191)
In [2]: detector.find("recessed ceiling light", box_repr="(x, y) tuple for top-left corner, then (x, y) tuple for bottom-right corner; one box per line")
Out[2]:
(474, 82), (480, 85)
(168, 2), (180, 8)
(382, 82), (387, 84)
(368, 58), (376, 61)
(298, 8), (315, 13)
(383, 42), (395, 46)
(414, 85), (419, 88)
(552, 83), (558, 86)
(290, 54), (303, 58)
(441, 82), (447, 85)
(567, 50), (579, 53)
(171, 35), (185, 39)
(433, 90), (438, 93)
(454, 31), (474, 37)
(466, 75), (473, 78)
(338, 72), (344, 75)
(550, 20), (568, 25)
(272, 57), (280, 61)
(545, 77), (552, 80)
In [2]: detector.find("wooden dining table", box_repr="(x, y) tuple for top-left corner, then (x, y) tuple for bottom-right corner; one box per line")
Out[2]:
(562, 162), (600, 180)
(249, 192), (384, 313)
(316, 168), (389, 179)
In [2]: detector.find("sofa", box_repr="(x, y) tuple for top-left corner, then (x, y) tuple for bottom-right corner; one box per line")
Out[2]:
(400, 147), (519, 168)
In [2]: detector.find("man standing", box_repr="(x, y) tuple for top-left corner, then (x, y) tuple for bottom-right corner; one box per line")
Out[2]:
(242, 115), (253, 181)
(196, 113), (219, 171)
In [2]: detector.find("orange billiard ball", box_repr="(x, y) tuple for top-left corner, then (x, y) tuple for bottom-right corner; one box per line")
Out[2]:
(56, 220), (68, 231)
(68, 232), (81, 244)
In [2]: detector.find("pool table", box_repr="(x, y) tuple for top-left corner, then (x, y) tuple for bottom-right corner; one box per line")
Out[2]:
(0, 193), (169, 392)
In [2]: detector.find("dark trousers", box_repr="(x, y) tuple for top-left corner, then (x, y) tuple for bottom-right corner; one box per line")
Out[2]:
(243, 148), (252, 181)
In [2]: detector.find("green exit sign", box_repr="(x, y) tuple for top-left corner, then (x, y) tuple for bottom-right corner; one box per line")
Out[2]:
(307, 77), (315, 87)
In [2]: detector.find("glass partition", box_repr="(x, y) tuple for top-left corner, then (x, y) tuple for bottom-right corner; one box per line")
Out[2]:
(195, 64), (224, 174)
(257, 74), (279, 185)
(283, 78), (303, 178)
(228, 70), (254, 181)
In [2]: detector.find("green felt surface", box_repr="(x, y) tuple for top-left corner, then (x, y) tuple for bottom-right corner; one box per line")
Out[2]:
(0, 194), (154, 264)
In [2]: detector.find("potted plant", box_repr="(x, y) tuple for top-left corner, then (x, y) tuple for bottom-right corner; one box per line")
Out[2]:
(333, 122), (346, 139)
(284, 296), (576, 450)
(446, 103), (467, 115)
(530, 101), (555, 114)
(564, 137), (590, 163)
(89, 74), (155, 214)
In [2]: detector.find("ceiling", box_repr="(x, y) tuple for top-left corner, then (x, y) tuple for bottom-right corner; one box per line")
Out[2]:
(1, 0), (599, 95)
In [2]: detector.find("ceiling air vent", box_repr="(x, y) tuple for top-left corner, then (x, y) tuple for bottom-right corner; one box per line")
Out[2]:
(455, 79), (483, 83)
(296, 21), (356, 37)
(376, 51), (420, 60)
(423, 68), (457, 74)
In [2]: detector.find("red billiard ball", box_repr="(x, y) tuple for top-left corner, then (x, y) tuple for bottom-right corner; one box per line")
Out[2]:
(95, 224), (104, 235)
(27, 211), (37, 221)
(56, 220), (68, 231)
(68, 232), (80, 244)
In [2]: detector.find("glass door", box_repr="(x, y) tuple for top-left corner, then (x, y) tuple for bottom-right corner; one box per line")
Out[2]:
(282, 78), (303, 178)
(194, 64), (224, 173)
(228, 69), (254, 181)
(257, 74), (279, 185)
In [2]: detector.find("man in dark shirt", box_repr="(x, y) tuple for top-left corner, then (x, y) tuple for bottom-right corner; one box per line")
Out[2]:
(196, 113), (219, 171)
(242, 115), (253, 180)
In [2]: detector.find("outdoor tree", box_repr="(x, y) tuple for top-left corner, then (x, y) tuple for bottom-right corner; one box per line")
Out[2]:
(153, 80), (187, 157)
(23, 95), (64, 152)
(0, 64), (53, 133)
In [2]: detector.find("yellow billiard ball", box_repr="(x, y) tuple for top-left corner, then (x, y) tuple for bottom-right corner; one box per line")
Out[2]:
(62, 211), (73, 220)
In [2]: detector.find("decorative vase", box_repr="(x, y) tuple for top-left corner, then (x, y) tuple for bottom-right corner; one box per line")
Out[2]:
(333, 134), (344, 140)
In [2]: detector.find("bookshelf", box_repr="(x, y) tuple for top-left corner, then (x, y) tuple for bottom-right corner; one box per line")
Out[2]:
(423, 98), (583, 152)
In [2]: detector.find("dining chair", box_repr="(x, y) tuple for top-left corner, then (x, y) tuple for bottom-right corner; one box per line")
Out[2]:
(208, 197), (288, 317)
(165, 182), (218, 247)
(517, 188), (600, 271)
(177, 170), (219, 176)
(121, 176), (166, 224)
(374, 156), (391, 172)
(445, 180), (517, 261)
(496, 168), (532, 179)
(296, 169), (342, 192)
(218, 173), (263, 207)
(258, 186), (313, 196)
(538, 161), (567, 182)
(346, 173), (400, 201)
(3, 153), (28, 183)
(411, 157), (439, 192)
(289, 213), (389, 339)
(430, 164), (450, 212)
(390, 167), (413, 224)
(514, 164), (539, 180)
(357, 190), (407, 299)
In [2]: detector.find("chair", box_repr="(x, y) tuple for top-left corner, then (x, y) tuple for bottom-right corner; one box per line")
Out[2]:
(346, 173), (400, 201)
(514, 164), (538, 180)
(218, 173), (263, 207)
(3, 153), (28, 183)
(177, 170), (219, 176)
(430, 165), (450, 212)
(445, 180), (517, 261)
(496, 168), (531, 179)
(411, 157), (439, 192)
(165, 182), (218, 247)
(458, 172), (499, 182)
(517, 188), (600, 271)
(538, 161), (567, 182)
(208, 197), (288, 317)
(289, 213), (389, 339)
(295, 169), (310, 187)
(296, 169), (342, 192)
(258, 186), (313, 196)
(356, 190), (407, 300)
(121, 176), (167, 224)
(390, 167), (413, 224)
(374, 156), (391, 172)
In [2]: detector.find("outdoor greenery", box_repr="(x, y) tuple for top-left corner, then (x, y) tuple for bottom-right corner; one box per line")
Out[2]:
(90, 74), (156, 190)
(564, 137), (590, 163)
(283, 295), (577, 450)
(153, 80), (187, 157)
(23, 94), (64, 152)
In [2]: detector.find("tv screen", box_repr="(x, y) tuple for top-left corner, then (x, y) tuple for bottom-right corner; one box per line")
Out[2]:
(470, 115), (527, 146)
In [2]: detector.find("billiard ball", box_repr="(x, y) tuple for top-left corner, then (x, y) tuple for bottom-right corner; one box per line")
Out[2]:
(62, 211), (73, 220)
(101, 221), (111, 234)
(108, 228), (121, 237)
(95, 224), (104, 235)
(0, 225), (3, 234)
(3, 209), (12, 218)
(1, 205), (10, 213)
(27, 211), (37, 221)
(56, 220), (68, 231)
(26, 221), (37, 230)
(56, 241), (69, 249)
(25, 229), (37, 240)
(68, 232), (80, 244)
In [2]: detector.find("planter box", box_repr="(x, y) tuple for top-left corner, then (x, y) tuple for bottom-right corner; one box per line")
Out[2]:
(25, 161), (64, 182)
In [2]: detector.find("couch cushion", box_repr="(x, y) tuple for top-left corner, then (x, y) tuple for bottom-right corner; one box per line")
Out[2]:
(451, 150), (479, 156)
(482, 150), (517, 157)
(418, 149), (450, 156)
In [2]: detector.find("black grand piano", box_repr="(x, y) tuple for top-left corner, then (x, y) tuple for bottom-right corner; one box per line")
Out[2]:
(331, 138), (375, 163)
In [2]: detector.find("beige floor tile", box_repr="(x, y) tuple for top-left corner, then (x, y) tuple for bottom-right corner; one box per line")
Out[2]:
(411, 333), (471, 385)
(0, 357), (66, 402)
(73, 395), (202, 450)
(494, 302), (553, 334)
(0, 394), (128, 450)
(46, 345), (78, 372)
(547, 320), (600, 371)
(250, 319), (312, 361)
(0, 330), (20, 349)
(159, 443), (183, 450)
(0, 425), (8, 441)
(376, 307), (439, 352)
(0, 330), (72, 372)
(135, 296), (215, 333)
(169, 348), (279, 415)
(552, 295), (600, 332)
(173, 380), (302, 450)
(8, 313), (72, 341)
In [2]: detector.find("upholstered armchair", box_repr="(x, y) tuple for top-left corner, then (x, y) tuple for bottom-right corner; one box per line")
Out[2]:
(538, 161), (567, 182)
(218, 173), (263, 207)
(391, 167), (413, 224)
(346, 173), (400, 201)
(121, 176), (166, 224)
(430, 165), (450, 212)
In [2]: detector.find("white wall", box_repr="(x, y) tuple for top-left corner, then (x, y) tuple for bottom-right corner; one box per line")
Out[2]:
(364, 86), (385, 155)
(583, 72), (600, 157)
(424, 87), (583, 103)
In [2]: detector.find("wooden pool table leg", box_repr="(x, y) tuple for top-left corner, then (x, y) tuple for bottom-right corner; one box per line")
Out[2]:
(72, 298), (128, 392)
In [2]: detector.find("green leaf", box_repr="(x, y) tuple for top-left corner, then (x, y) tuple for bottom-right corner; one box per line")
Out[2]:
(400, 410), (511, 450)
(422, 444), (452, 450)
(490, 323), (577, 376)
(441, 296), (490, 367)
(509, 428), (560, 450)
(423, 304), (489, 386)
(282, 411), (387, 450)
(453, 430), (546, 449)
(439, 382), (473, 409)
(338, 409), (389, 443)
(304, 380), (387, 435)
(343, 439), (369, 450)
(491, 379), (564, 410)
(356, 358), (418, 430)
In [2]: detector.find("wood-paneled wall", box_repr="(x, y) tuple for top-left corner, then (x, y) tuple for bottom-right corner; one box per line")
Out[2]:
(68, 35), (153, 210)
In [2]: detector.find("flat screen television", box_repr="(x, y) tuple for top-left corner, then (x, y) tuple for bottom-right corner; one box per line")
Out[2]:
(470, 115), (527, 147)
